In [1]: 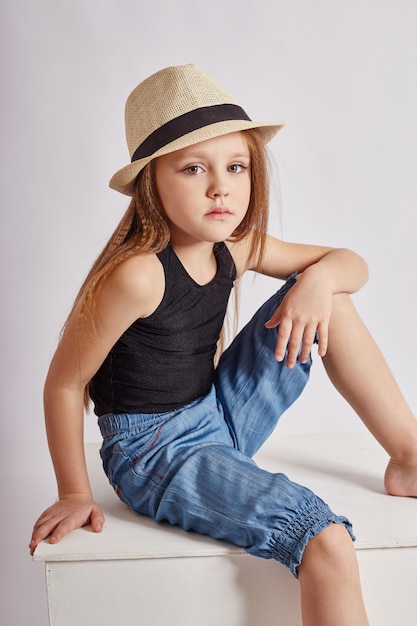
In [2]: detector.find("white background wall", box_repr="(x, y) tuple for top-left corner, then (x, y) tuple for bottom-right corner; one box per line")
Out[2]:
(2, 1), (417, 624)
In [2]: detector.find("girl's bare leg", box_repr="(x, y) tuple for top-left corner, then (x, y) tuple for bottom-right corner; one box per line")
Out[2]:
(298, 523), (369, 626)
(298, 524), (369, 626)
(322, 294), (417, 497)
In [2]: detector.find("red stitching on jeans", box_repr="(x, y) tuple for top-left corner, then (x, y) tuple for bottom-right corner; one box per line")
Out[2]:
(133, 424), (164, 480)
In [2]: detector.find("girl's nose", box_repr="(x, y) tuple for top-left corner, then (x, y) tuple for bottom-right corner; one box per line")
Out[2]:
(209, 185), (229, 201)
(208, 172), (229, 200)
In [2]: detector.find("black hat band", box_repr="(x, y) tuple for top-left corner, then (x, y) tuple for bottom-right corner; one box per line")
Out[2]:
(131, 103), (251, 162)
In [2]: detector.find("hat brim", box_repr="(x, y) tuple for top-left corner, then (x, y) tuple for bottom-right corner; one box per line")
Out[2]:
(109, 119), (284, 196)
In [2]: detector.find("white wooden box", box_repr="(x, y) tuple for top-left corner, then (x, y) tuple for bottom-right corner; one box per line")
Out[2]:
(34, 433), (417, 625)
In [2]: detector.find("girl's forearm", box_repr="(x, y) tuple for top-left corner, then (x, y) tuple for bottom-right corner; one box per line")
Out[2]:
(44, 384), (92, 499)
(303, 248), (369, 296)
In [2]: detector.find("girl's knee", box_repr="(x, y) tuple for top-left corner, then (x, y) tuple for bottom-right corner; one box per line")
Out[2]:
(299, 522), (355, 576)
(331, 292), (355, 316)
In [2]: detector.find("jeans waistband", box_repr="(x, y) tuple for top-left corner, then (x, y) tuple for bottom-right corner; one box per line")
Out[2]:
(97, 391), (215, 438)
(97, 412), (166, 437)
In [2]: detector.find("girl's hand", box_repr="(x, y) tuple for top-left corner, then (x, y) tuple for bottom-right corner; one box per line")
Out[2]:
(29, 495), (105, 556)
(264, 269), (333, 368)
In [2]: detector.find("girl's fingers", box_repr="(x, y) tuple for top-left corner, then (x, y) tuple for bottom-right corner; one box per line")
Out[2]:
(29, 501), (105, 555)
(317, 321), (328, 357)
(285, 327), (305, 368)
(274, 318), (292, 362)
(276, 320), (325, 368)
(298, 323), (319, 364)
(90, 506), (105, 533)
(276, 320), (306, 368)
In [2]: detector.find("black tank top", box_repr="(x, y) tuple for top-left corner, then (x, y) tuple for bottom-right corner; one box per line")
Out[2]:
(90, 243), (236, 416)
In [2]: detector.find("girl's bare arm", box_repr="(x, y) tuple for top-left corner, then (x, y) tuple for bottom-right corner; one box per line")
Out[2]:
(229, 234), (369, 368)
(30, 254), (164, 554)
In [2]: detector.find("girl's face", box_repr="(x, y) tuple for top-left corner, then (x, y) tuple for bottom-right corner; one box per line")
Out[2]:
(155, 132), (251, 246)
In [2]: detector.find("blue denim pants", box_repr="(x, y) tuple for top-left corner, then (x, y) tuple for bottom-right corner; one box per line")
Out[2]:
(98, 276), (353, 577)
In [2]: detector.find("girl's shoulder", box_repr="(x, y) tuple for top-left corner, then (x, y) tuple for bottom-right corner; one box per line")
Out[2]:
(104, 252), (165, 319)
(226, 232), (276, 279)
(225, 238), (253, 279)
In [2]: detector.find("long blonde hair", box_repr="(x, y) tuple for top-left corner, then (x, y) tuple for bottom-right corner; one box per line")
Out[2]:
(68, 129), (270, 403)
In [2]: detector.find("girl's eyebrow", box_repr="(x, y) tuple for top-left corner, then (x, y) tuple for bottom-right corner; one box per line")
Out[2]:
(174, 151), (250, 162)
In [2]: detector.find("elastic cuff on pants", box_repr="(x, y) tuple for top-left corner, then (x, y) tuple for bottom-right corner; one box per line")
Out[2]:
(271, 504), (355, 578)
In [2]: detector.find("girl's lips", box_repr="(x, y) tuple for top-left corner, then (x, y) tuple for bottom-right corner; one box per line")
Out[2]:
(205, 208), (232, 220)
(206, 207), (231, 215)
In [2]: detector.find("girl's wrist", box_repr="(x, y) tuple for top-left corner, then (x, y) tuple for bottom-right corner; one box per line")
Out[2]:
(299, 262), (335, 295)
(58, 490), (94, 501)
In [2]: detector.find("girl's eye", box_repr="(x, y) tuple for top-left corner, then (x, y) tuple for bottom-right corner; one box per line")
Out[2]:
(184, 165), (203, 175)
(228, 164), (246, 174)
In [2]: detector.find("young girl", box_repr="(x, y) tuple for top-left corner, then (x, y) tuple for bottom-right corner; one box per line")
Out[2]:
(30, 64), (417, 625)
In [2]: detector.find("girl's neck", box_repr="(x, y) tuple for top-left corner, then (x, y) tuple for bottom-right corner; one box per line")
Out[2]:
(170, 240), (217, 286)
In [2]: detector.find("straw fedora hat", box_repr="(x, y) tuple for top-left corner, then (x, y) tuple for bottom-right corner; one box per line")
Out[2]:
(109, 64), (285, 196)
